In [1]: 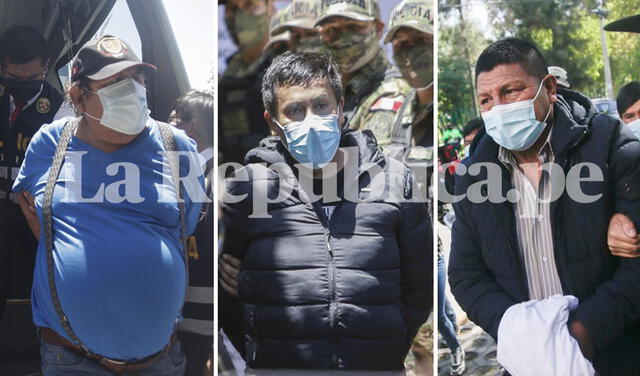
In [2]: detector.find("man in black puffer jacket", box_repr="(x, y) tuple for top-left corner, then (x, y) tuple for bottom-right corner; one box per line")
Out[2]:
(220, 52), (432, 373)
(449, 38), (640, 375)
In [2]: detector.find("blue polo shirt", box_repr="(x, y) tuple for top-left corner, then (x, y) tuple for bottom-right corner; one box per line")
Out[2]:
(13, 117), (204, 360)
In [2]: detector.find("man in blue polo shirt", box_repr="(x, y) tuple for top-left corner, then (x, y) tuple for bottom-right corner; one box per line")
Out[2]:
(13, 36), (205, 375)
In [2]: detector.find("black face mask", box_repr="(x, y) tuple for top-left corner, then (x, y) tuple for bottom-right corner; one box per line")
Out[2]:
(1, 78), (43, 102)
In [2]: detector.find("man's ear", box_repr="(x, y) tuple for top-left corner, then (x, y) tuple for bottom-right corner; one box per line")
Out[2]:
(264, 111), (281, 136)
(374, 20), (384, 39)
(545, 74), (558, 104)
(337, 97), (346, 128)
(69, 85), (86, 114)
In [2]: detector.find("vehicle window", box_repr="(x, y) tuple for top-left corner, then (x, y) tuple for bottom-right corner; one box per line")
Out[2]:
(57, 0), (142, 89)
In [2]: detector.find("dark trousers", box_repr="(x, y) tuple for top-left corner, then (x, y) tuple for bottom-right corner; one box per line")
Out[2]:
(178, 330), (213, 376)
(0, 212), (37, 320)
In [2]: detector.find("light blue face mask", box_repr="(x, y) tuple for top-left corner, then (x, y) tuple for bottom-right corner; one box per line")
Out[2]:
(481, 78), (552, 151)
(626, 118), (640, 139)
(275, 113), (341, 169)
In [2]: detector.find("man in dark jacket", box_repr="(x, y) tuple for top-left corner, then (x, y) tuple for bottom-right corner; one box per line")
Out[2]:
(448, 38), (640, 375)
(221, 51), (432, 372)
(169, 90), (214, 376)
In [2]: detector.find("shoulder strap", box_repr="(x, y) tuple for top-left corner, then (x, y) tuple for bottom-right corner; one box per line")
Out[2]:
(43, 118), (86, 349)
(157, 122), (189, 324)
(157, 122), (187, 255)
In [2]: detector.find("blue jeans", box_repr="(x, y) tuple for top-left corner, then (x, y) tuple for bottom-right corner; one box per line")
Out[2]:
(438, 256), (461, 351)
(40, 340), (186, 375)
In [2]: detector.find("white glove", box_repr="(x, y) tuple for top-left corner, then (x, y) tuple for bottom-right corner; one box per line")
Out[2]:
(497, 294), (595, 376)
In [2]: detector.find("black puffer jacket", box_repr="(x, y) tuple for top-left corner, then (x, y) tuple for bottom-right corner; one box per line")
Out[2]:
(222, 130), (432, 371)
(449, 89), (640, 375)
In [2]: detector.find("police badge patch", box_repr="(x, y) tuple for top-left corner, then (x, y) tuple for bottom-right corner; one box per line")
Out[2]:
(0, 84), (5, 97)
(36, 98), (51, 114)
(97, 37), (128, 58)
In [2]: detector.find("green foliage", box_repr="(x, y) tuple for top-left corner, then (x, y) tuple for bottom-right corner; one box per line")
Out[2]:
(438, 7), (489, 132)
(438, 0), (640, 128)
(606, 0), (640, 96)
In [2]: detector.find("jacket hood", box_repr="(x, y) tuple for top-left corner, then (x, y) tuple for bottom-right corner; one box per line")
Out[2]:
(243, 129), (387, 171)
(555, 88), (598, 126)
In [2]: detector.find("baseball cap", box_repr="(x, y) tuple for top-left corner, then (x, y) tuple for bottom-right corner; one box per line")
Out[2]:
(280, 0), (320, 30)
(604, 14), (640, 33)
(384, 0), (433, 43)
(270, 6), (291, 36)
(70, 35), (156, 82)
(548, 66), (570, 88)
(315, 0), (381, 26)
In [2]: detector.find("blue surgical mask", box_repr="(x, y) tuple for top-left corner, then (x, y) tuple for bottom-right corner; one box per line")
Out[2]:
(275, 113), (341, 169)
(481, 79), (552, 151)
(626, 119), (640, 140)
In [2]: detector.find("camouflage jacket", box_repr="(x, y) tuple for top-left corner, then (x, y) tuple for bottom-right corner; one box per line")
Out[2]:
(343, 48), (411, 147)
(385, 89), (434, 203)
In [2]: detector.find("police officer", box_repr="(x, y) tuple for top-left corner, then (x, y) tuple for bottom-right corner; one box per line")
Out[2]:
(219, 0), (275, 164)
(315, 0), (411, 147)
(384, 0), (434, 150)
(0, 25), (63, 320)
(384, 3), (455, 375)
(169, 90), (214, 376)
(278, 0), (326, 53)
(384, 0), (434, 189)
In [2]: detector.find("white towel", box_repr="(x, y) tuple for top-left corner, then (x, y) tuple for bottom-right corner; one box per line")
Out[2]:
(497, 294), (595, 376)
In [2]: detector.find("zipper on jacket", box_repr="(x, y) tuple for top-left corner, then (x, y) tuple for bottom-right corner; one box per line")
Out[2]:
(324, 228), (339, 367)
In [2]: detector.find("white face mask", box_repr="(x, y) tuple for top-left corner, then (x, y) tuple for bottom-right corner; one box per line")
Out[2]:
(626, 118), (640, 139)
(84, 78), (150, 135)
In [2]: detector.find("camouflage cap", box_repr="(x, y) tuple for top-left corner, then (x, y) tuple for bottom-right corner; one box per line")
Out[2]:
(383, 0), (433, 43)
(280, 0), (320, 30)
(315, 0), (381, 26)
(269, 6), (291, 36)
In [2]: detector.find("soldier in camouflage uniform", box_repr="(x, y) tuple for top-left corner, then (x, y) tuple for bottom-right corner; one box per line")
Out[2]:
(385, 0), (434, 159)
(263, 7), (293, 57)
(277, 0), (326, 53)
(385, 2), (467, 375)
(315, 0), (411, 147)
(384, 0), (434, 210)
(219, 0), (275, 164)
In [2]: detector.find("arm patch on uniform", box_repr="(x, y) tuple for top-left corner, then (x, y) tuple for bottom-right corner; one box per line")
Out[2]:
(371, 97), (403, 112)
